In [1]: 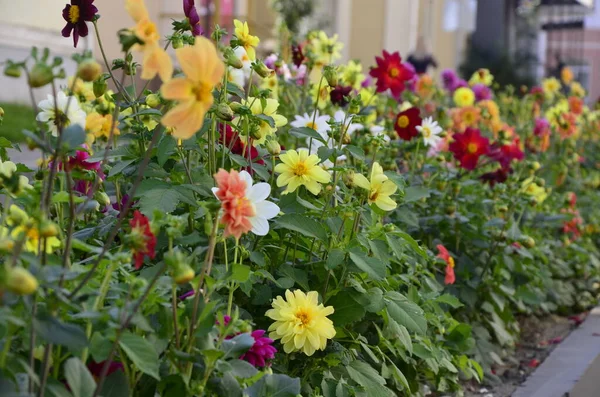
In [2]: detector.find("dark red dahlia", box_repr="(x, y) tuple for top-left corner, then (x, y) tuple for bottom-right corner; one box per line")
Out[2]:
(183, 0), (203, 36)
(291, 44), (305, 67)
(487, 137), (524, 168)
(330, 85), (352, 107)
(449, 128), (490, 170)
(394, 107), (422, 141)
(480, 167), (512, 187)
(369, 50), (414, 97)
(129, 211), (156, 270)
(219, 124), (264, 165)
(61, 0), (98, 48)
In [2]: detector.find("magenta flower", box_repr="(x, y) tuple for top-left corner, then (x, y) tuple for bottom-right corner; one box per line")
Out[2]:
(534, 117), (550, 136)
(183, 0), (203, 36)
(441, 69), (458, 91)
(61, 0), (98, 48)
(472, 83), (492, 101)
(240, 330), (277, 368)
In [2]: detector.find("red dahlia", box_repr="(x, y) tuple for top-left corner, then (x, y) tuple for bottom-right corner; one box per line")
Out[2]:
(449, 128), (490, 170)
(369, 50), (414, 97)
(488, 137), (524, 168)
(129, 211), (156, 270)
(394, 107), (422, 141)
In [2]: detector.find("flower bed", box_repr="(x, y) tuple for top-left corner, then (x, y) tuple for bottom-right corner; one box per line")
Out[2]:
(0, 0), (599, 395)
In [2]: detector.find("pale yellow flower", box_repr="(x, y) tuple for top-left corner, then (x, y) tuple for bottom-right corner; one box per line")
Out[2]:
(233, 20), (260, 61)
(239, 97), (287, 145)
(274, 149), (331, 195)
(353, 162), (398, 211)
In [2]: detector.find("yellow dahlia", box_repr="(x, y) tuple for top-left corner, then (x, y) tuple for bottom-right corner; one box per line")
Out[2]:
(233, 20), (259, 61)
(274, 149), (331, 195)
(266, 290), (335, 356)
(353, 162), (398, 211)
(453, 87), (475, 107)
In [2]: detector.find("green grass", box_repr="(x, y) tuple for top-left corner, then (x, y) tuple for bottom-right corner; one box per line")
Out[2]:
(0, 102), (36, 143)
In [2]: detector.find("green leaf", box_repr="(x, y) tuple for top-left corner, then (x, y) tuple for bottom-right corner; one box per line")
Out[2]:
(289, 127), (326, 144)
(90, 333), (112, 362)
(157, 135), (177, 166)
(327, 292), (365, 326)
(226, 82), (246, 98)
(221, 333), (254, 360)
(64, 358), (96, 397)
(325, 249), (345, 270)
(346, 361), (394, 397)
(274, 214), (328, 242)
(62, 124), (86, 150)
(0, 137), (13, 148)
(33, 313), (88, 350)
(108, 159), (136, 177)
(98, 369), (129, 397)
(231, 263), (251, 283)
(386, 294), (427, 335)
(245, 374), (301, 397)
(138, 187), (181, 214)
(46, 379), (73, 397)
(435, 294), (463, 308)
(344, 145), (365, 161)
(348, 249), (386, 280)
(119, 332), (160, 380)
(388, 233), (427, 259)
(402, 186), (430, 203)
(256, 114), (275, 127)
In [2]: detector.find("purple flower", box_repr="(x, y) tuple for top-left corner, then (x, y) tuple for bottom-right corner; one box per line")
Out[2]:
(361, 75), (373, 88)
(178, 290), (195, 300)
(534, 117), (550, 136)
(330, 85), (352, 107)
(61, 0), (98, 48)
(264, 54), (278, 70)
(291, 64), (307, 86)
(111, 194), (131, 212)
(454, 79), (469, 90)
(240, 330), (277, 368)
(183, 0), (203, 36)
(441, 69), (458, 91)
(472, 83), (492, 101)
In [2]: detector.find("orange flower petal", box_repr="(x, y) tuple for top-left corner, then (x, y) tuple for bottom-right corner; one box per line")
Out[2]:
(162, 101), (208, 139)
(141, 45), (173, 82)
(161, 77), (193, 101)
(176, 37), (224, 84)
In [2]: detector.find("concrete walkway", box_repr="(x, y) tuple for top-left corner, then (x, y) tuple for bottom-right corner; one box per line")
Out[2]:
(513, 307), (600, 397)
(6, 148), (41, 169)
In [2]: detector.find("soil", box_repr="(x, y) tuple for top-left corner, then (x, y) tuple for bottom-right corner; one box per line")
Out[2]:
(463, 313), (587, 397)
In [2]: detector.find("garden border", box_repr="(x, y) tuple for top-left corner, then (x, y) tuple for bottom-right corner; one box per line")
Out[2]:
(512, 306), (600, 397)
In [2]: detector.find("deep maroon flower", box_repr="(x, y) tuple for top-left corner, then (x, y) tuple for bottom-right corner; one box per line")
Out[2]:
(330, 85), (352, 107)
(183, 0), (203, 36)
(369, 50), (414, 97)
(129, 211), (156, 270)
(219, 124), (264, 165)
(441, 69), (459, 91)
(472, 83), (492, 102)
(394, 107), (422, 141)
(449, 128), (490, 170)
(487, 137), (524, 168)
(291, 44), (305, 67)
(87, 360), (124, 378)
(61, 0), (98, 48)
(480, 167), (511, 187)
(240, 330), (277, 368)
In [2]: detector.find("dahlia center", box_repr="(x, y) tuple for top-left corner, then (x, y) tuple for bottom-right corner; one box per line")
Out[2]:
(292, 161), (308, 176)
(69, 5), (80, 23)
(369, 191), (379, 202)
(397, 115), (409, 128)
(467, 143), (478, 154)
(388, 67), (400, 78)
(422, 127), (431, 138)
(448, 257), (455, 268)
(192, 83), (210, 102)
(295, 309), (312, 326)
(305, 122), (317, 130)
(27, 228), (40, 240)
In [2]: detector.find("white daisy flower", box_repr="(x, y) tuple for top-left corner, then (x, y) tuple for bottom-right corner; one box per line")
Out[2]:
(417, 117), (443, 147)
(370, 125), (390, 142)
(228, 67), (246, 89)
(290, 111), (331, 140)
(211, 170), (280, 236)
(234, 47), (252, 79)
(333, 110), (363, 136)
(36, 91), (86, 137)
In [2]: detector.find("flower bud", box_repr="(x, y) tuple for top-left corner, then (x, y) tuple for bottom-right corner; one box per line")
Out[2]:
(251, 60), (274, 79)
(93, 79), (108, 98)
(224, 48), (243, 69)
(145, 93), (161, 108)
(94, 191), (111, 207)
(521, 236), (535, 248)
(0, 106), (4, 119)
(28, 63), (54, 88)
(530, 161), (541, 171)
(6, 267), (38, 295)
(348, 103), (360, 115)
(229, 102), (244, 113)
(4, 64), (22, 78)
(77, 59), (102, 82)
(249, 124), (263, 140)
(266, 140), (281, 155)
(0, 238), (14, 253)
(323, 66), (338, 88)
(172, 37), (184, 49)
(215, 103), (234, 121)
(173, 264), (195, 285)
(39, 221), (59, 238)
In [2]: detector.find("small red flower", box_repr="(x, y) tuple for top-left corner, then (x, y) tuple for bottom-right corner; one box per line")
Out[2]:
(480, 167), (511, 187)
(219, 124), (264, 165)
(437, 245), (456, 285)
(488, 137), (524, 168)
(291, 44), (305, 67)
(369, 50), (414, 97)
(129, 211), (156, 270)
(449, 128), (490, 170)
(61, 0), (98, 48)
(527, 358), (540, 368)
(394, 107), (422, 141)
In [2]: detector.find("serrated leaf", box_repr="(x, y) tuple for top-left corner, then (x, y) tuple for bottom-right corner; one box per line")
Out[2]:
(289, 127), (326, 144)
(157, 135), (177, 166)
(386, 294), (427, 335)
(138, 187), (181, 214)
(274, 214), (328, 242)
(348, 249), (386, 280)
(221, 333), (254, 360)
(326, 249), (345, 270)
(402, 186), (430, 203)
(64, 358), (96, 397)
(119, 332), (160, 380)
(108, 159), (135, 177)
(62, 124), (86, 150)
(435, 294), (463, 308)
(231, 263), (251, 283)
(33, 313), (88, 349)
(244, 374), (301, 397)
(327, 292), (365, 326)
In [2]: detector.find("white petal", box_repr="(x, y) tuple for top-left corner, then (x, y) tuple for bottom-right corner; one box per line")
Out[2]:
(37, 112), (50, 122)
(239, 170), (253, 188)
(250, 216), (269, 236)
(248, 182), (270, 203)
(211, 187), (220, 199)
(254, 200), (280, 219)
